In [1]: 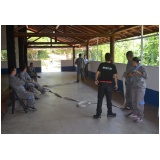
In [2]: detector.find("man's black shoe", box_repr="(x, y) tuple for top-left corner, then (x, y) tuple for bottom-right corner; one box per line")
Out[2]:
(30, 106), (37, 110)
(93, 114), (101, 119)
(107, 113), (116, 117)
(35, 96), (39, 100)
(77, 80), (79, 83)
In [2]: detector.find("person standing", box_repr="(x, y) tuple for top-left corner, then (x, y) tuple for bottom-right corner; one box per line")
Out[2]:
(128, 57), (148, 123)
(93, 53), (118, 119)
(75, 54), (85, 83)
(8, 67), (36, 109)
(84, 55), (89, 78)
(123, 51), (134, 110)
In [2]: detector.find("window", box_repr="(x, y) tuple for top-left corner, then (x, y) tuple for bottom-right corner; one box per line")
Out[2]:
(114, 39), (141, 64)
(89, 43), (110, 61)
(75, 47), (86, 59)
(1, 50), (7, 61)
(114, 34), (159, 66)
(143, 35), (159, 66)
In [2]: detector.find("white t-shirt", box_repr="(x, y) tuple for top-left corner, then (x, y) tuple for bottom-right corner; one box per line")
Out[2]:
(84, 58), (89, 65)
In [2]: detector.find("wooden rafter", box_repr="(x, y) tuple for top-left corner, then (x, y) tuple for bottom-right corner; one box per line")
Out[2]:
(14, 25), (26, 32)
(112, 25), (140, 34)
(86, 25), (107, 34)
(27, 27), (38, 33)
(27, 42), (86, 45)
(14, 25), (158, 47)
(14, 32), (114, 37)
(27, 46), (78, 48)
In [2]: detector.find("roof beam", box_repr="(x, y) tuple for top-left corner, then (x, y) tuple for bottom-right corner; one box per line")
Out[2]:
(86, 26), (107, 33)
(27, 46), (78, 48)
(27, 42), (86, 45)
(14, 25), (26, 32)
(27, 27), (38, 33)
(14, 32), (114, 37)
(29, 37), (41, 42)
(27, 26), (47, 40)
(112, 25), (140, 34)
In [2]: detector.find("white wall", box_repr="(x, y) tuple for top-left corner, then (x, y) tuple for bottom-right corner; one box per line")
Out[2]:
(88, 61), (101, 72)
(142, 66), (159, 91)
(61, 60), (73, 66)
(1, 61), (19, 68)
(115, 63), (159, 92)
(1, 61), (41, 69)
(28, 61), (41, 67)
(88, 61), (159, 92)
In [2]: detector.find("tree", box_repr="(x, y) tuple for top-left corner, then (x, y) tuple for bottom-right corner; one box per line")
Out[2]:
(114, 35), (159, 66)
(28, 49), (38, 60)
(37, 50), (49, 59)
(142, 36), (159, 66)
(1, 50), (7, 61)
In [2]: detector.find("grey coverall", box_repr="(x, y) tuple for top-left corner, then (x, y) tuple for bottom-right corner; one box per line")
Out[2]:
(75, 57), (85, 81)
(18, 72), (44, 95)
(9, 75), (35, 107)
(84, 58), (89, 78)
(124, 61), (134, 108)
(27, 66), (37, 82)
(131, 65), (148, 119)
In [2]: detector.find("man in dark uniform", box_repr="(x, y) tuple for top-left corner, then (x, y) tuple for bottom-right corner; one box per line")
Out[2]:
(93, 53), (118, 119)
(75, 53), (85, 83)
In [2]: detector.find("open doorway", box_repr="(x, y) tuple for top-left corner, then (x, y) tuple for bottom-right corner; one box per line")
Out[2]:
(27, 48), (73, 72)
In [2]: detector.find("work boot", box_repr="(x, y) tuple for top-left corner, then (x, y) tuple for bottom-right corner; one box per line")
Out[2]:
(41, 88), (47, 94)
(93, 114), (101, 119)
(107, 112), (116, 117)
(35, 96), (39, 100)
(29, 106), (37, 110)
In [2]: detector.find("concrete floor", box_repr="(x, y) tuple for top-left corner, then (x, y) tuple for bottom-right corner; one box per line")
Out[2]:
(1, 72), (159, 134)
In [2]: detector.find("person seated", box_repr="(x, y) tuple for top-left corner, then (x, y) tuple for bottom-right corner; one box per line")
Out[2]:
(18, 65), (46, 99)
(27, 62), (40, 82)
(8, 67), (36, 109)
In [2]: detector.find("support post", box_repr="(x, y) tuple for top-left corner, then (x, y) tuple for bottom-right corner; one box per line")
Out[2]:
(18, 26), (27, 68)
(110, 36), (115, 63)
(24, 39), (28, 66)
(86, 42), (89, 59)
(55, 30), (57, 43)
(73, 46), (75, 66)
(86, 42), (89, 77)
(6, 25), (16, 69)
(97, 38), (98, 61)
(141, 25), (143, 64)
